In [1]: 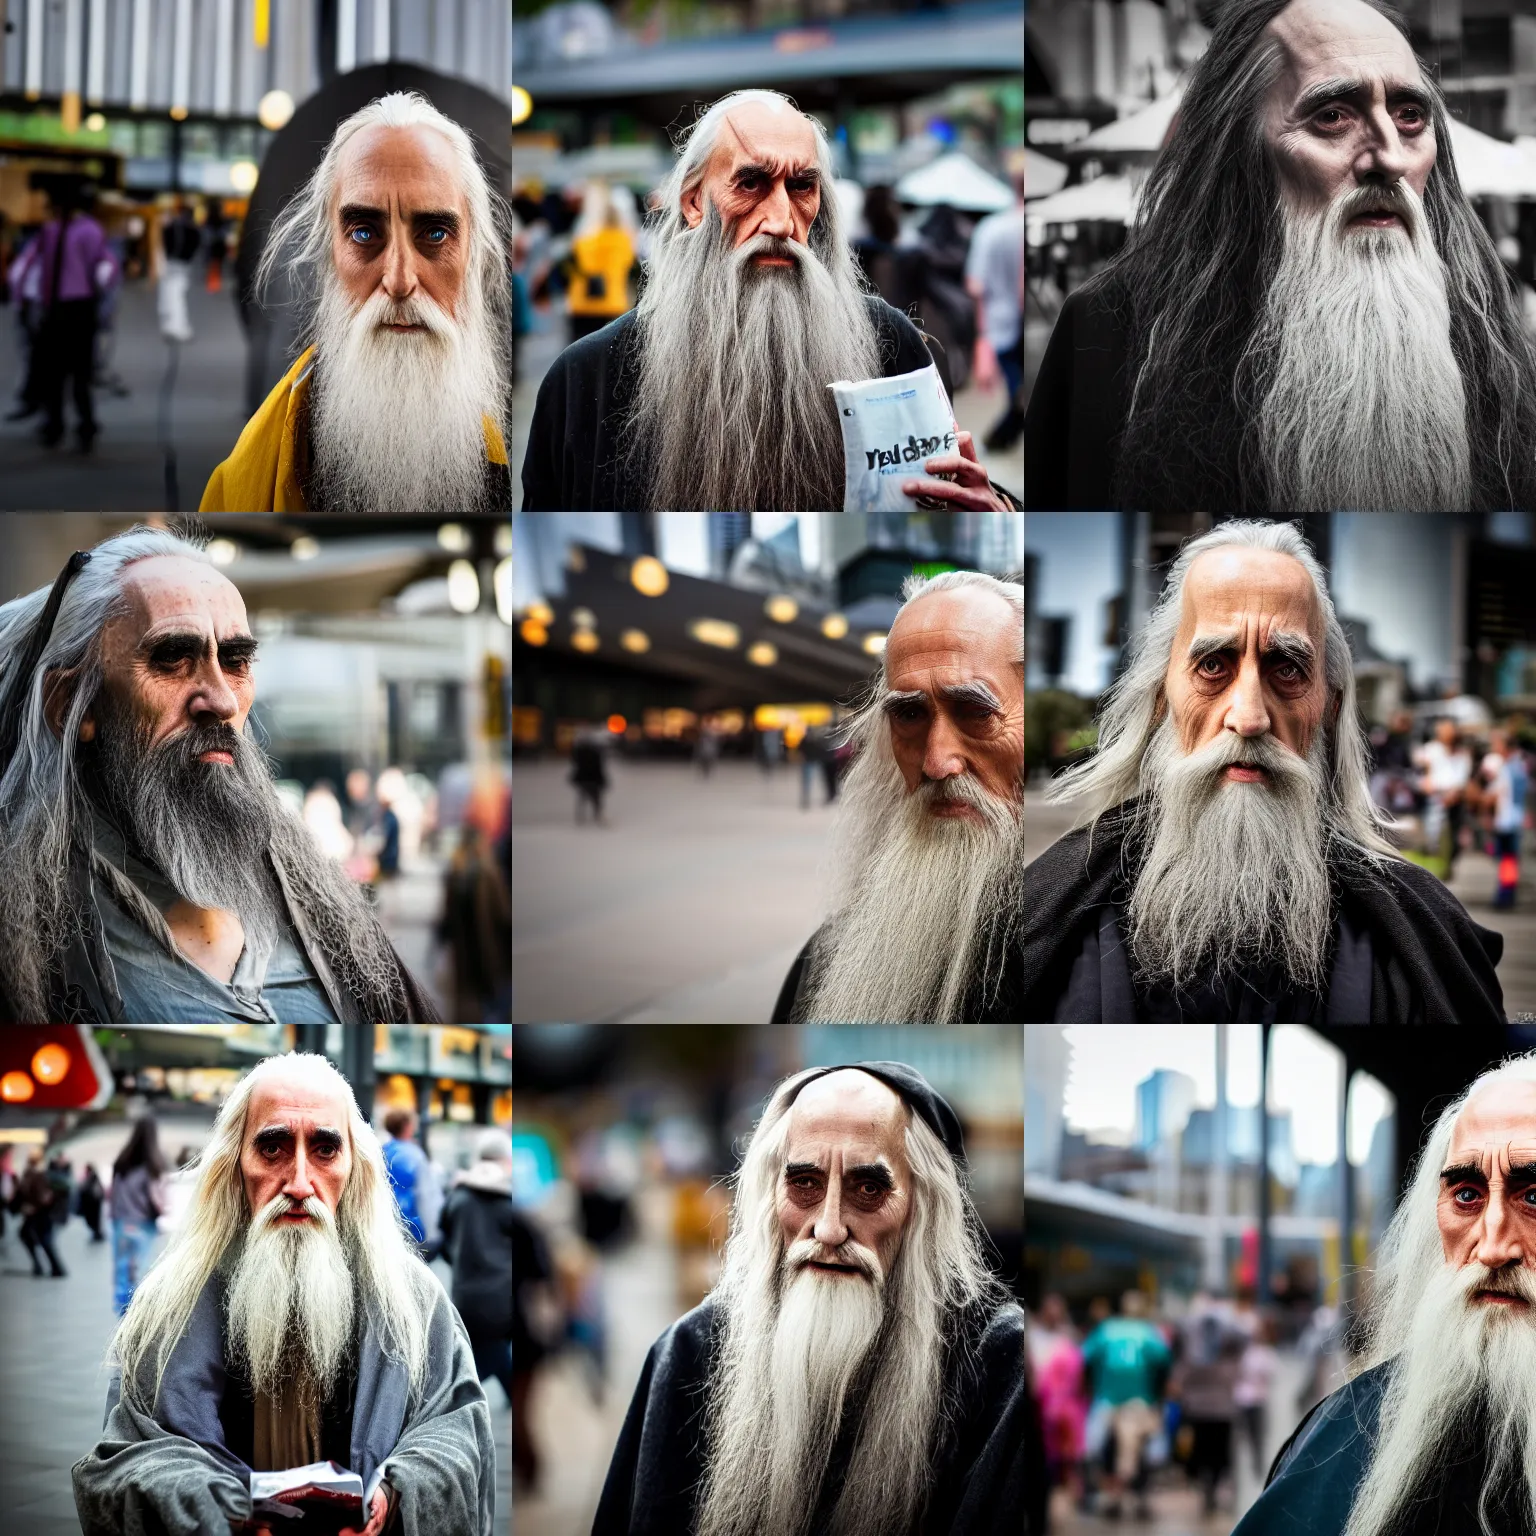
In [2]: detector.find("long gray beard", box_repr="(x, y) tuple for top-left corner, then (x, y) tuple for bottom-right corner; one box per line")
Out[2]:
(225, 1194), (357, 1401)
(1252, 179), (1471, 512)
(697, 1240), (943, 1536)
(804, 747), (1023, 1024)
(627, 199), (881, 511)
(1344, 1263), (1536, 1536)
(309, 268), (503, 514)
(1127, 717), (1333, 994)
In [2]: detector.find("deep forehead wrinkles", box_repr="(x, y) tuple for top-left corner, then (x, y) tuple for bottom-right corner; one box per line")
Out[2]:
(1179, 550), (1321, 655)
(110, 559), (249, 650)
(717, 106), (816, 173)
(337, 126), (467, 215)
(1448, 1082), (1536, 1169)
(1267, 0), (1423, 101)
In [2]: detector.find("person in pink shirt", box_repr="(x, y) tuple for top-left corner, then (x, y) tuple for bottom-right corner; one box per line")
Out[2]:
(1028, 1293), (1088, 1499)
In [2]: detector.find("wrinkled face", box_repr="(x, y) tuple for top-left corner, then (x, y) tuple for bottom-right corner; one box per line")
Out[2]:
(1437, 1080), (1536, 1295)
(331, 124), (471, 324)
(1161, 548), (1331, 776)
(776, 1071), (912, 1283)
(883, 588), (1024, 810)
(239, 1073), (354, 1226)
(1264, 0), (1436, 223)
(92, 556), (257, 759)
(680, 100), (822, 258)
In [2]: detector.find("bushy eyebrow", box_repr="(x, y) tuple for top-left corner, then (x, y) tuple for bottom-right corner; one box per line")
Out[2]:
(252, 1124), (343, 1149)
(141, 631), (258, 667)
(784, 1159), (894, 1189)
(1187, 631), (1315, 667)
(882, 681), (1002, 716)
(732, 162), (819, 183)
(339, 203), (461, 231)
(1294, 76), (1432, 118)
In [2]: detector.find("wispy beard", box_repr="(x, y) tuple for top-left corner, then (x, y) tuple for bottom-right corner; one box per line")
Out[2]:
(225, 1193), (357, 1401)
(1344, 1262), (1536, 1536)
(697, 1235), (943, 1536)
(88, 685), (283, 960)
(1251, 178), (1471, 512)
(804, 744), (1023, 1024)
(626, 199), (882, 511)
(1127, 716), (1333, 994)
(308, 270), (502, 514)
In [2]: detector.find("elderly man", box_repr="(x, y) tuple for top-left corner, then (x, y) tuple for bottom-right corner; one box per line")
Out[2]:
(0, 525), (439, 1023)
(72, 1052), (495, 1536)
(201, 92), (511, 513)
(773, 569), (1023, 1024)
(1025, 0), (1536, 512)
(1023, 520), (1505, 1023)
(592, 1062), (1023, 1536)
(1231, 1053), (1536, 1536)
(522, 88), (1018, 511)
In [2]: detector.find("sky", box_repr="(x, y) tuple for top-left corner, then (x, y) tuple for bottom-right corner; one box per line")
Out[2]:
(1060, 1025), (1393, 1167)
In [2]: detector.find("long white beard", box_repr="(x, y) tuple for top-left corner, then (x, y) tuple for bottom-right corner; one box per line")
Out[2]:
(1345, 1262), (1536, 1536)
(804, 749), (1023, 1024)
(224, 1194), (356, 1400)
(309, 271), (501, 513)
(1127, 716), (1333, 994)
(628, 199), (882, 511)
(697, 1236), (943, 1536)
(1254, 179), (1471, 512)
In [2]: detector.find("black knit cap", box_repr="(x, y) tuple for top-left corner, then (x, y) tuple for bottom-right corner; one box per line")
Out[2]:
(782, 1061), (966, 1167)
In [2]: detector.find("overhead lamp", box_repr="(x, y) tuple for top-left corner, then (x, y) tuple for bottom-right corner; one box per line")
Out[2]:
(447, 560), (480, 614)
(290, 536), (319, 561)
(572, 630), (600, 654)
(821, 613), (849, 639)
(631, 556), (669, 597)
(519, 619), (548, 646)
(169, 104), (189, 121)
(207, 538), (239, 566)
(85, 112), (106, 132)
(620, 629), (651, 654)
(512, 86), (533, 127)
(764, 594), (798, 623)
(746, 642), (778, 666)
(689, 618), (740, 649)
(571, 607), (597, 629)
(494, 557), (512, 626)
(437, 522), (471, 553)
(525, 601), (554, 626)
(862, 633), (887, 656)
(230, 160), (259, 194)
(258, 89), (294, 131)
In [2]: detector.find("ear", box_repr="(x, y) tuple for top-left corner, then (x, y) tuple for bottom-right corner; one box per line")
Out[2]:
(42, 667), (95, 744)
(680, 178), (705, 231)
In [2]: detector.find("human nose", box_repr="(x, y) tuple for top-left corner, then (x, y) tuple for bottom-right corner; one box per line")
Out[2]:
(1357, 112), (1409, 184)
(1473, 1186), (1527, 1270)
(192, 659), (239, 722)
(757, 182), (795, 240)
(922, 713), (967, 780)
(812, 1178), (848, 1249)
(381, 222), (418, 301)
(283, 1145), (315, 1202)
(1223, 660), (1271, 738)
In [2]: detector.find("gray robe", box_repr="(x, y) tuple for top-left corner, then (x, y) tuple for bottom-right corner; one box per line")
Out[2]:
(71, 1271), (495, 1536)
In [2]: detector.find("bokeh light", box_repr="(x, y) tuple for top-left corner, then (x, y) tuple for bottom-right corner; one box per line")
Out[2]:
(689, 618), (739, 649)
(620, 629), (651, 654)
(258, 89), (294, 130)
(764, 595), (798, 623)
(447, 560), (480, 615)
(821, 613), (849, 639)
(519, 619), (549, 646)
(572, 631), (600, 654)
(631, 557), (670, 597)
(862, 633), (887, 655)
(746, 642), (778, 666)
(1, 1071), (34, 1102)
(31, 1043), (70, 1084)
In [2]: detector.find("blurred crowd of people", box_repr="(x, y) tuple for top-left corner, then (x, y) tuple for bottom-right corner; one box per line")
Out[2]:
(1027, 1284), (1346, 1526)
(1367, 709), (1530, 902)
(0, 184), (239, 453)
(511, 152), (1025, 454)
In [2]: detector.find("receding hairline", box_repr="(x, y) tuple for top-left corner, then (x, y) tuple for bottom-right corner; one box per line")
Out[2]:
(330, 121), (474, 209)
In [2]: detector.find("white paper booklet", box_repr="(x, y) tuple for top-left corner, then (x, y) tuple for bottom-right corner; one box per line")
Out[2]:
(829, 362), (959, 511)
(250, 1459), (365, 1523)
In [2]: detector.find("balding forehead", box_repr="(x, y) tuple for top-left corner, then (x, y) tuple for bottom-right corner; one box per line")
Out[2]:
(793, 1069), (905, 1119)
(1449, 1078), (1536, 1152)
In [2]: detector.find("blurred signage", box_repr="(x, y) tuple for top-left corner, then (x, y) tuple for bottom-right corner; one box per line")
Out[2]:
(0, 1026), (113, 1111)
(1028, 118), (1092, 146)
(0, 109), (112, 149)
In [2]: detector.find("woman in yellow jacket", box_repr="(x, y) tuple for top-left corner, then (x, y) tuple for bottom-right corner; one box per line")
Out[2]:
(565, 181), (635, 345)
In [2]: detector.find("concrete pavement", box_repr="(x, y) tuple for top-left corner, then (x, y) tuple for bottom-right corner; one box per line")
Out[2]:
(512, 757), (835, 1024)
(0, 1192), (511, 1536)
(1025, 789), (1536, 1019)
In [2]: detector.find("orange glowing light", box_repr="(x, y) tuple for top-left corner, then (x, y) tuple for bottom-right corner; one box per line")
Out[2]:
(607, 715), (627, 734)
(1, 1071), (34, 1103)
(519, 619), (548, 646)
(31, 1043), (70, 1084)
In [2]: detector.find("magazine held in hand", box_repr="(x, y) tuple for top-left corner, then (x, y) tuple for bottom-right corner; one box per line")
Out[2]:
(249, 1460), (366, 1530)
(830, 362), (960, 511)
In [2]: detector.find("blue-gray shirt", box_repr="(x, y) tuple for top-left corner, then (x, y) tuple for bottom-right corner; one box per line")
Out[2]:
(91, 815), (339, 1025)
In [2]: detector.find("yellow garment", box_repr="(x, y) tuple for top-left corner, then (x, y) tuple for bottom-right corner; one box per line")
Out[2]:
(566, 226), (634, 318)
(199, 345), (510, 512)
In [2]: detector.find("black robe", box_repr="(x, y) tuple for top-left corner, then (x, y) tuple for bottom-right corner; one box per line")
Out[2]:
(1022, 803), (1506, 1024)
(1233, 1362), (1536, 1536)
(590, 1294), (1024, 1536)
(519, 297), (936, 511)
(770, 920), (1026, 1024)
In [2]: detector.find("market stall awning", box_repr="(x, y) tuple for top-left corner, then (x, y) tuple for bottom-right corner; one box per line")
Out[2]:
(1025, 173), (1137, 226)
(1067, 85), (1184, 158)
(896, 151), (1015, 212)
(1025, 146), (1069, 200)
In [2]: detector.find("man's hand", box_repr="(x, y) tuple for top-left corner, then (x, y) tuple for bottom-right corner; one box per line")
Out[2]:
(902, 429), (1008, 510)
(338, 1485), (391, 1536)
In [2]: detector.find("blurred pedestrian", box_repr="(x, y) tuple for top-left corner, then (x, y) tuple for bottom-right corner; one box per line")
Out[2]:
(1028, 1293), (1087, 1499)
(202, 197), (229, 292)
(381, 1106), (442, 1260)
(571, 731), (609, 824)
(439, 822), (512, 1023)
(18, 1146), (67, 1277)
(564, 181), (635, 345)
(440, 1130), (514, 1409)
(1234, 1312), (1279, 1481)
(510, 1201), (556, 1492)
(966, 167), (1026, 453)
(757, 726), (784, 777)
(1081, 1289), (1170, 1519)
(1481, 727), (1528, 908)
(110, 1116), (167, 1315)
(1415, 718), (1473, 878)
(1174, 1291), (1246, 1515)
(376, 773), (402, 880)
(799, 724), (827, 808)
(47, 1150), (75, 1228)
(5, 224), (45, 420)
(78, 1162), (106, 1242)
(0, 1141), (14, 1241)
(694, 726), (720, 778)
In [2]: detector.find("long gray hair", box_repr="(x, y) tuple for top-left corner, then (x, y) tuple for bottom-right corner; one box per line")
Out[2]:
(624, 88), (881, 511)
(0, 525), (407, 1022)
(1046, 519), (1400, 863)
(696, 1067), (1012, 1536)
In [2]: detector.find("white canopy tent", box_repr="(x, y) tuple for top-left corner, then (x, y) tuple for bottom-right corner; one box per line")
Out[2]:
(1024, 174), (1138, 227)
(1067, 85), (1185, 159)
(894, 152), (1016, 213)
(1025, 146), (1069, 200)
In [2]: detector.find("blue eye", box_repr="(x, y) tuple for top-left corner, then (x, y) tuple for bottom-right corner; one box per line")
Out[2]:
(425, 227), (447, 244)
(349, 227), (375, 244)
